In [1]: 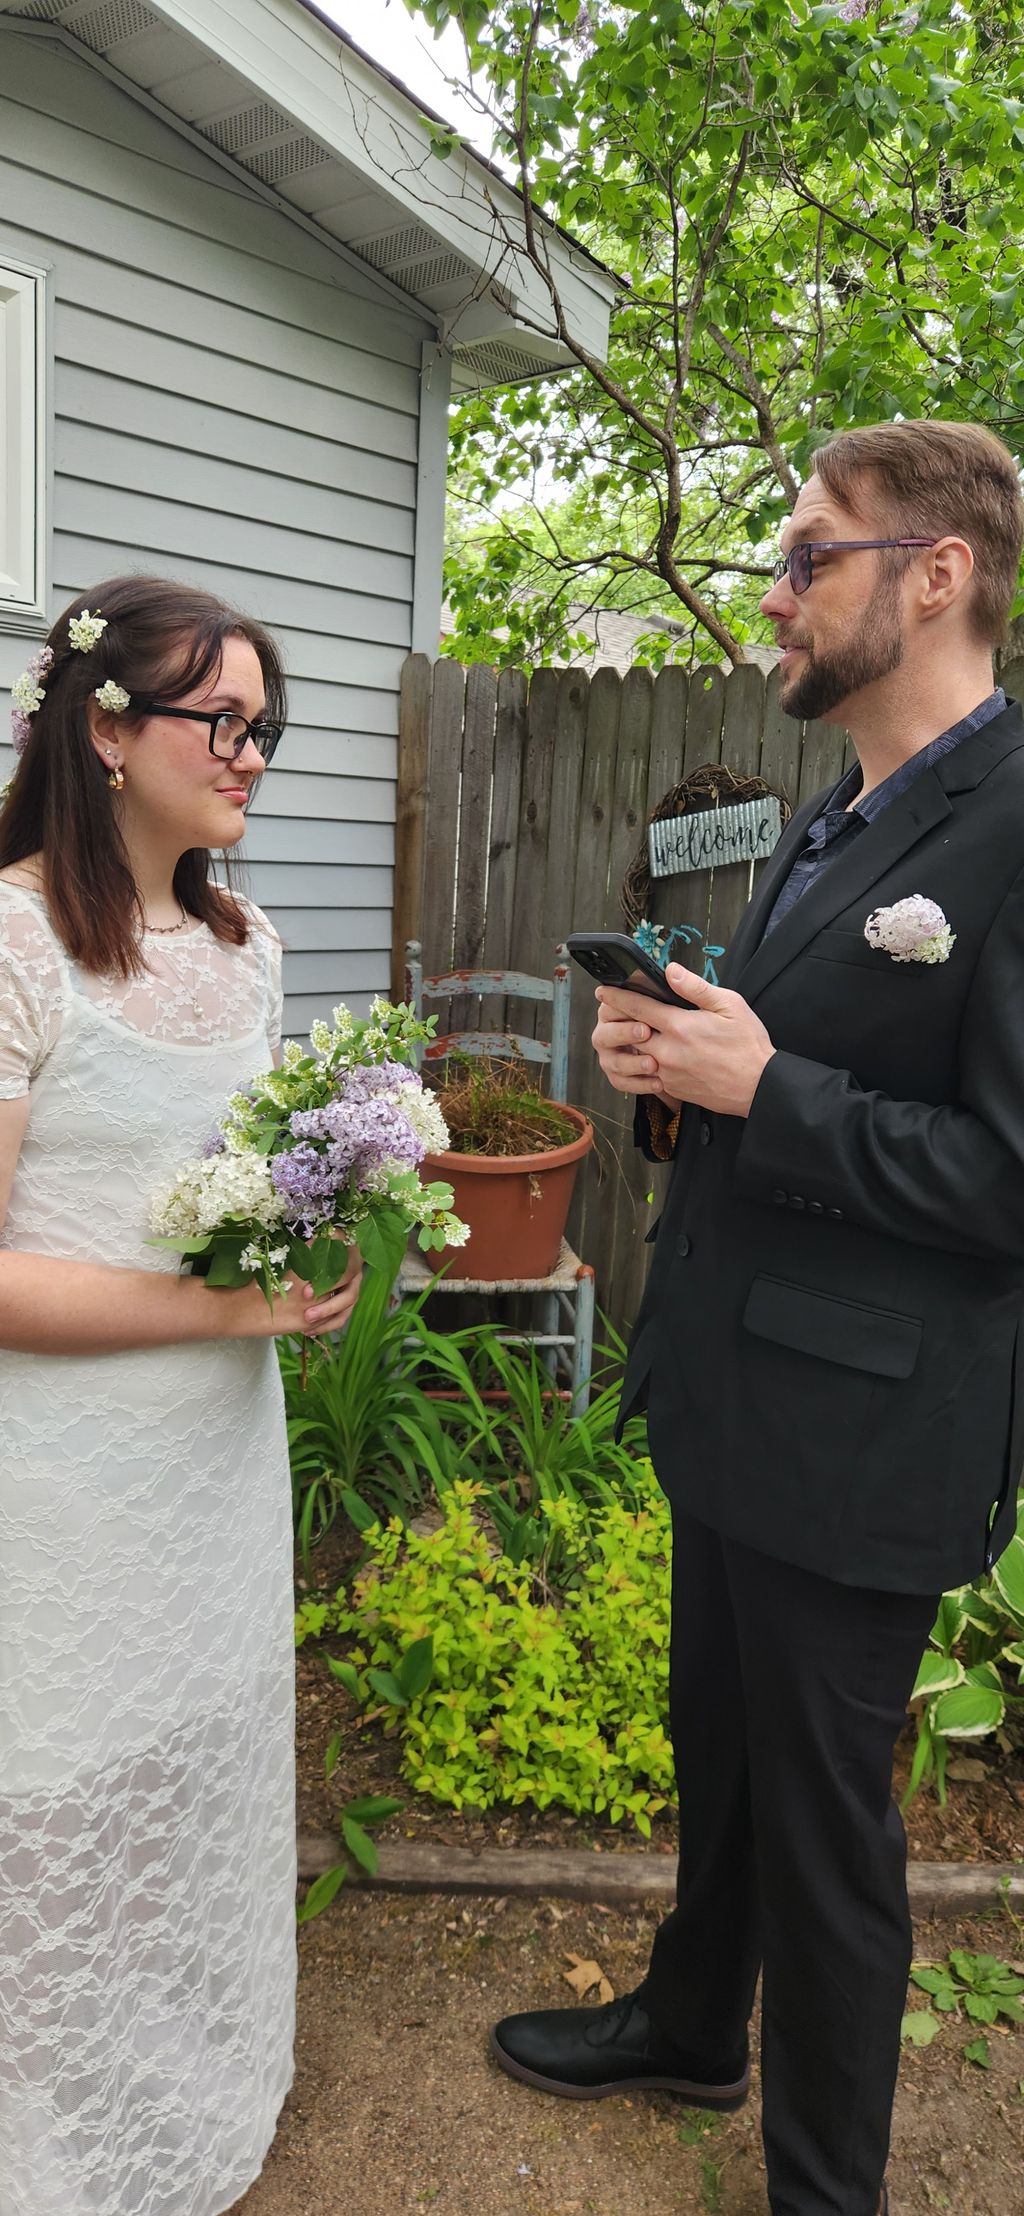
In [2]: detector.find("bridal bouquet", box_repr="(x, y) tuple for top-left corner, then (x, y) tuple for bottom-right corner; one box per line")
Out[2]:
(149, 999), (468, 1306)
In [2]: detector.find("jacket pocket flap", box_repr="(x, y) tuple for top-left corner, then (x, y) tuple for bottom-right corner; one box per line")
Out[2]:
(743, 1275), (922, 1379)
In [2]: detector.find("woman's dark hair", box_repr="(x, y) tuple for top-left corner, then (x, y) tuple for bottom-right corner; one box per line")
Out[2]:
(0, 574), (287, 976)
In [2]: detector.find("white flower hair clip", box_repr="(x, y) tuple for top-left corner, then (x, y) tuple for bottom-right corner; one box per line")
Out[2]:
(864, 896), (956, 965)
(10, 646), (54, 754)
(94, 679), (131, 714)
(68, 609), (108, 653)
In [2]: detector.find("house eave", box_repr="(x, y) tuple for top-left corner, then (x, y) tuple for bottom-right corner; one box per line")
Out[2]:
(0, 0), (614, 388)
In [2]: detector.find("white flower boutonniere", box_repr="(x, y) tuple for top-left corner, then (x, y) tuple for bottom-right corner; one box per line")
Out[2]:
(864, 896), (955, 965)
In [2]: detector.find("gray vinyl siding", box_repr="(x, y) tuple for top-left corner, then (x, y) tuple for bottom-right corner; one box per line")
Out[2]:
(0, 32), (433, 1024)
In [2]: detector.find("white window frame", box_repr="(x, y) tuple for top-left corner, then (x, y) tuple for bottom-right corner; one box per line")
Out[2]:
(0, 256), (48, 633)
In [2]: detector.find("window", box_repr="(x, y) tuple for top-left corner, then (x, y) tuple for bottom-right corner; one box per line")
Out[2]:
(0, 257), (47, 631)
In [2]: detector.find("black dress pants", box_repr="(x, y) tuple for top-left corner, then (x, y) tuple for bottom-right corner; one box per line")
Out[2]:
(640, 1508), (938, 2216)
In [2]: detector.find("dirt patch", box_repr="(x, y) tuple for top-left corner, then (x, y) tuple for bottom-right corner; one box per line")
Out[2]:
(296, 1638), (1024, 1871)
(234, 1896), (1024, 2216)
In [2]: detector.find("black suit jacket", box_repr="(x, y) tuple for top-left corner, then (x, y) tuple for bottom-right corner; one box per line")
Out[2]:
(619, 700), (1024, 1594)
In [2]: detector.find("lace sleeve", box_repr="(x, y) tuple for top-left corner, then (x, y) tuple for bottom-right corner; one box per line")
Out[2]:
(236, 898), (283, 1058)
(0, 890), (65, 1096)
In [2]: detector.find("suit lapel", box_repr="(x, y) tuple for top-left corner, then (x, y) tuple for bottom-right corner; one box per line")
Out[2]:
(719, 790), (828, 984)
(723, 701), (1024, 1004)
(732, 766), (953, 1003)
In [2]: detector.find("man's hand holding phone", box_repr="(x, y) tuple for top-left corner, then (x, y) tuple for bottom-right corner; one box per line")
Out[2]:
(592, 961), (776, 1121)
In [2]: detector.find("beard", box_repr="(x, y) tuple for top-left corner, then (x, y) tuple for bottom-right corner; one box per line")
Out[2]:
(778, 575), (904, 721)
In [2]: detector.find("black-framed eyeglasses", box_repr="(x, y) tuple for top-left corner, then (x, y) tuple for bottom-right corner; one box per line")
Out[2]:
(133, 702), (285, 764)
(772, 538), (938, 595)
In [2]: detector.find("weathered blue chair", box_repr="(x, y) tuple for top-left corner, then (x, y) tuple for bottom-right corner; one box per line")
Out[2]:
(398, 939), (594, 1413)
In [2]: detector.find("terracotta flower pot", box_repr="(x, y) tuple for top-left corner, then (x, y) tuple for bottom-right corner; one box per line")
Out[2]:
(422, 1105), (594, 1279)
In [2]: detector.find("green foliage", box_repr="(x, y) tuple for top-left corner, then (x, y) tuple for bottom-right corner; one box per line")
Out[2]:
(318, 1473), (674, 1834)
(408, 0), (1024, 661)
(903, 1500), (1024, 1805)
(296, 1635), (434, 1924)
(432, 1051), (580, 1155)
(902, 1947), (1024, 2065)
(283, 1298), (650, 1574)
(280, 1287), (496, 1567)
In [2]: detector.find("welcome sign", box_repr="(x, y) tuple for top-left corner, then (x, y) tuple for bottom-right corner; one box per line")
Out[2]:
(649, 796), (783, 878)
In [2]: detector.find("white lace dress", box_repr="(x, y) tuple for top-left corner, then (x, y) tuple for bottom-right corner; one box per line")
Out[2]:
(0, 884), (296, 2216)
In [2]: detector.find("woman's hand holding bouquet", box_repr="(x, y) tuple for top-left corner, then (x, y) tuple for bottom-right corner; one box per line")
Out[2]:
(149, 999), (467, 1337)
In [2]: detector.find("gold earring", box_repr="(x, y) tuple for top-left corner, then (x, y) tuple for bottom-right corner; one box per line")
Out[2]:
(107, 764), (124, 791)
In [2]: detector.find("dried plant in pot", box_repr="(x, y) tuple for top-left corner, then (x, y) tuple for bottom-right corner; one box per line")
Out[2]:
(421, 1053), (594, 1279)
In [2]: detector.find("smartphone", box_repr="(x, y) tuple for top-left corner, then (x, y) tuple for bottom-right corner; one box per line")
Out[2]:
(565, 931), (688, 1006)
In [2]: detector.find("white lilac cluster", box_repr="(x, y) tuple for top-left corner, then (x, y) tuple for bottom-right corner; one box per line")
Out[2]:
(864, 896), (956, 965)
(9, 607), (130, 757)
(151, 1148), (287, 1243)
(11, 647), (53, 754)
(68, 610), (108, 652)
(95, 680), (131, 714)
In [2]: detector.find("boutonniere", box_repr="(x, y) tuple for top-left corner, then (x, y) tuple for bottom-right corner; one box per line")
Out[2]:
(864, 896), (956, 965)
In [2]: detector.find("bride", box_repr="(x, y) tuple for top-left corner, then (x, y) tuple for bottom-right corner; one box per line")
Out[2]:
(0, 577), (361, 2215)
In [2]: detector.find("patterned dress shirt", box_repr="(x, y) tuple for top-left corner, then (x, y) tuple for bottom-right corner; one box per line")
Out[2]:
(761, 688), (1007, 939)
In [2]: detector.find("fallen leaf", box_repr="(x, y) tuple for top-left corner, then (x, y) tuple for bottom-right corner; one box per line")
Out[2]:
(564, 1952), (615, 2004)
(946, 1757), (989, 1783)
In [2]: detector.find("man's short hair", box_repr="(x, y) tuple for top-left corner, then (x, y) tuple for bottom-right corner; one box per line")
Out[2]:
(812, 420), (1024, 646)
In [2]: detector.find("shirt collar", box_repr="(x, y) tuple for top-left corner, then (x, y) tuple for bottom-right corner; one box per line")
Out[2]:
(836, 687), (1007, 825)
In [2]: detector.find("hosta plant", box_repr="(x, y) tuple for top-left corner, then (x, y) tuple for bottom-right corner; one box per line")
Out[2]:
(904, 1498), (1024, 1804)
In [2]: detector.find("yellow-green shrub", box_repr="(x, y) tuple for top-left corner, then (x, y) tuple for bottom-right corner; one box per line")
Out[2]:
(327, 1469), (675, 1835)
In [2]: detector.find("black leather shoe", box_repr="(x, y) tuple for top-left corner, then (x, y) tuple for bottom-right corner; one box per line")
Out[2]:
(491, 1987), (750, 2106)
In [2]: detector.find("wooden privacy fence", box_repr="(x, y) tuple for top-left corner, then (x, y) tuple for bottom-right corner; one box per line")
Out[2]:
(392, 651), (1024, 1336)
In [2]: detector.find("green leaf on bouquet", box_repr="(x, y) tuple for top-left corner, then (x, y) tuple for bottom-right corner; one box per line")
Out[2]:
(204, 1235), (251, 1288)
(356, 1205), (408, 1285)
(145, 1234), (213, 1255)
(305, 1229), (347, 1296)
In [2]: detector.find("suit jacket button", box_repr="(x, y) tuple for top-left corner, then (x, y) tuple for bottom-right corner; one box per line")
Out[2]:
(789, 1194), (806, 1210)
(827, 1206), (843, 1220)
(808, 1201), (824, 1215)
(772, 1189), (788, 1205)
(699, 1120), (712, 1146)
(677, 1233), (692, 1257)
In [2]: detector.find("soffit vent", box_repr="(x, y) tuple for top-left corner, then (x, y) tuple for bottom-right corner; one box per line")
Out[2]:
(64, 0), (160, 48)
(244, 137), (333, 185)
(452, 337), (554, 386)
(357, 224), (474, 291)
(203, 102), (285, 156)
(359, 223), (439, 271)
(2, 0), (65, 19)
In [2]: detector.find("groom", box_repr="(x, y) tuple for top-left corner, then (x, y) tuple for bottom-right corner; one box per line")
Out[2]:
(490, 420), (1024, 2215)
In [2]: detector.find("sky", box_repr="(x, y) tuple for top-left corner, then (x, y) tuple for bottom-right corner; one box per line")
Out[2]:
(319, 0), (496, 158)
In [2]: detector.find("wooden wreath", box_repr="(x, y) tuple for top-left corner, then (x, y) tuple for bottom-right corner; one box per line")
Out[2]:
(621, 763), (791, 933)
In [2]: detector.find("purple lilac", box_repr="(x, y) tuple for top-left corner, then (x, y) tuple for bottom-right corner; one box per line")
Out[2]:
(201, 1132), (227, 1158)
(11, 709), (32, 755)
(271, 1142), (340, 1230)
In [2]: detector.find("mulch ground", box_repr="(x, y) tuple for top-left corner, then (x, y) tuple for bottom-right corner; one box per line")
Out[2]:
(235, 1895), (1024, 2216)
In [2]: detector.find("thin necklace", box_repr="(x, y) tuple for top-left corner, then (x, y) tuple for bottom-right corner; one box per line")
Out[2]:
(145, 902), (191, 936)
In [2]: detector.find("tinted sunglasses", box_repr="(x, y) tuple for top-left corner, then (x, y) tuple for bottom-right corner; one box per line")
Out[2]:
(772, 538), (938, 595)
